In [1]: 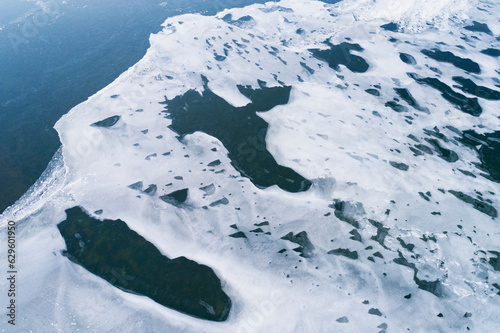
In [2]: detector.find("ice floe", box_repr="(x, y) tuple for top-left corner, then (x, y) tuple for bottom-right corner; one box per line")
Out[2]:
(1, 0), (499, 331)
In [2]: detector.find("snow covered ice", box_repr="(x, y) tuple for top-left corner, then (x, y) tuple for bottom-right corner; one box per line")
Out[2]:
(1, 0), (500, 331)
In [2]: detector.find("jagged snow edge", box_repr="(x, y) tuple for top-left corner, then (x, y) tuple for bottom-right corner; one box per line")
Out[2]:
(330, 0), (476, 32)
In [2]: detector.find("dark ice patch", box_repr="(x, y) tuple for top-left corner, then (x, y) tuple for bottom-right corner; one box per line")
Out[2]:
(328, 248), (358, 260)
(232, 39), (247, 49)
(408, 134), (420, 143)
(394, 88), (416, 107)
(421, 49), (481, 74)
(452, 77), (500, 100)
(330, 200), (364, 228)
(221, 14), (256, 29)
(448, 190), (497, 217)
(480, 48), (500, 57)
(423, 127), (449, 142)
(281, 231), (315, 258)
(229, 231), (247, 239)
(143, 184), (157, 196)
(385, 101), (408, 113)
(57, 207), (231, 321)
(368, 308), (383, 316)
(257, 79), (267, 88)
(419, 192), (431, 201)
(380, 22), (399, 32)
(319, 0), (345, 3)
(458, 169), (476, 178)
(214, 53), (226, 62)
(397, 237), (415, 252)
(349, 229), (362, 242)
(445, 125), (462, 136)
(162, 76), (311, 193)
(128, 181), (143, 191)
(365, 89), (380, 96)
(425, 139), (459, 163)
(428, 66), (442, 75)
(209, 198), (229, 207)
(160, 188), (189, 206)
(389, 161), (409, 171)
(254, 221), (269, 227)
(393, 251), (416, 267)
(399, 53), (417, 65)
(493, 283), (500, 295)
(309, 41), (369, 73)
(414, 277), (442, 297)
(420, 234), (437, 243)
(145, 153), (157, 160)
(91, 115), (121, 128)
(464, 21), (492, 35)
(394, 88), (429, 113)
(488, 251), (500, 271)
(336, 316), (349, 323)
(414, 144), (434, 155)
(207, 159), (222, 167)
(409, 147), (424, 156)
(393, 251), (443, 297)
(369, 219), (390, 248)
(199, 184), (216, 195)
(460, 130), (500, 182)
(300, 61), (315, 74)
(408, 73), (482, 116)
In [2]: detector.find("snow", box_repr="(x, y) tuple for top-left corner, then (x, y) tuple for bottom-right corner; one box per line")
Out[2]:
(332, 0), (474, 32)
(1, 0), (499, 331)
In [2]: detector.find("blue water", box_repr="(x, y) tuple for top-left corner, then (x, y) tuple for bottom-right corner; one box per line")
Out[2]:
(0, 0), (274, 213)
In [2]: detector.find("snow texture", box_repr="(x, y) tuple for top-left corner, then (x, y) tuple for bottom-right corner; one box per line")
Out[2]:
(1, 0), (499, 331)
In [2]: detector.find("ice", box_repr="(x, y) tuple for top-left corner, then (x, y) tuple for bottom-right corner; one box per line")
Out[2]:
(1, 0), (500, 331)
(330, 0), (474, 32)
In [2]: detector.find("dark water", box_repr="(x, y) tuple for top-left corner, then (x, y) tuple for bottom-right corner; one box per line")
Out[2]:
(58, 206), (231, 321)
(380, 22), (399, 32)
(163, 76), (312, 192)
(408, 73), (482, 116)
(0, 0), (274, 214)
(309, 41), (369, 73)
(421, 49), (481, 74)
(464, 21), (492, 35)
(460, 130), (500, 183)
(452, 77), (500, 100)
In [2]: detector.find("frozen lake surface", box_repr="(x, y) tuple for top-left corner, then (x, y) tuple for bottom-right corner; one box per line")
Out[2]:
(1, 0), (499, 331)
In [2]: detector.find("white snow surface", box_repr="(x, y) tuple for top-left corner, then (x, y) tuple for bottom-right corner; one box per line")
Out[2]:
(332, 0), (474, 32)
(1, 0), (500, 332)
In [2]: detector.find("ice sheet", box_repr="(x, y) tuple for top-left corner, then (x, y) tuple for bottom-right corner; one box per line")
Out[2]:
(1, 0), (499, 331)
